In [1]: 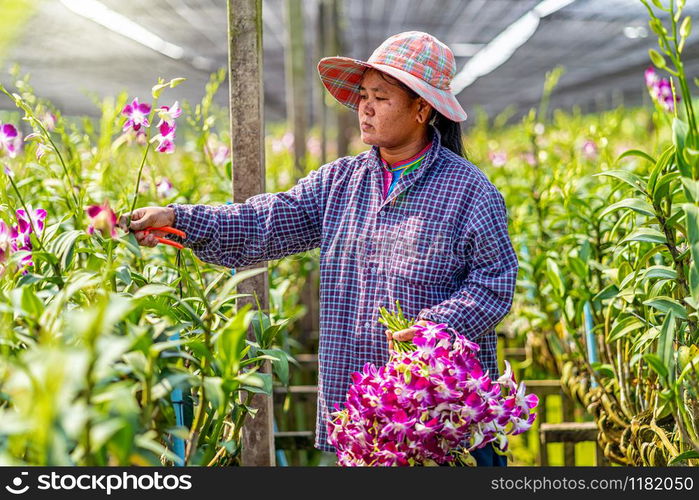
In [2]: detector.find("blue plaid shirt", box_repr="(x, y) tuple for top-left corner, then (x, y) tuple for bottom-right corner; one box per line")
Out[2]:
(168, 126), (518, 452)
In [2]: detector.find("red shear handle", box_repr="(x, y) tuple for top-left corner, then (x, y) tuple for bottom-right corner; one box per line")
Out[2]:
(143, 226), (186, 250)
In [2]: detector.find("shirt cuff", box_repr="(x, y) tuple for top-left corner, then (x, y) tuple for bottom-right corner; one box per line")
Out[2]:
(166, 203), (186, 246)
(417, 308), (442, 324)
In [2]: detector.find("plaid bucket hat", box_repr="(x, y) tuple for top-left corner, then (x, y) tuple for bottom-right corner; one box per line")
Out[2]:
(317, 31), (468, 122)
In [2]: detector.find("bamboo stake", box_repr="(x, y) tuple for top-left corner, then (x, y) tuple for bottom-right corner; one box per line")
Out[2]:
(228, 0), (274, 466)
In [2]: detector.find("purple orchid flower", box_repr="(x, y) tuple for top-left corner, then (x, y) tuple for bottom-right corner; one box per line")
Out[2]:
(41, 112), (57, 132)
(151, 121), (176, 154)
(488, 151), (507, 167)
(0, 220), (12, 263)
(328, 319), (538, 465)
(16, 206), (47, 235)
(156, 177), (174, 198)
(644, 66), (659, 87)
(0, 123), (22, 158)
(155, 101), (182, 127)
(644, 66), (679, 113)
(121, 97), (151, 132)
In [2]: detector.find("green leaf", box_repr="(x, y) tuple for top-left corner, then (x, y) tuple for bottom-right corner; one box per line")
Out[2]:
(216, 305), (251, 376)
(620, 227), (667, 244)
(592, 283), (618, 302)
(132, 284), (175, 299)
(261, 348), (289, 386)
(251, 311), (271, 346)
(669, 450), (699, 464)
(673, 119), (692, 177)
(203, 377), (226, 412)
(681, 177), (699, 203)
(590, 362), (615, 379)
(122, 231), (142, 259)
(545, 258), (565, 297)
(643, 353), (668, 381)
(643, 265), (677, 281)
(20, 286), (44, 318)
(115, 266), (132, 286)
(656, 311), (676, 383)
(684, 204), (699, 303)
(567, 256), (588, 279)
(648, 145), (675, 194)
(643, 296), (688, 319)
(600, 198), (655, 219)
(652, 171), (680, 206)
(608, 317), (646, 343)
(16, 273), (43, 287)
(678, 352), (699, 383)
(595, 169), (646, 194)
(50, 229), (88, 270)
(151, 373), (195, 401)
(209, 267), (267, 313)
(649, 49), (666, 68)
(616, 149), (656, 165)
(239, 372), (273, 395)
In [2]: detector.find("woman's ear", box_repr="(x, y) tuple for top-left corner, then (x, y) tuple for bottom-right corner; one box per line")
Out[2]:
(416, 99), (433, 124)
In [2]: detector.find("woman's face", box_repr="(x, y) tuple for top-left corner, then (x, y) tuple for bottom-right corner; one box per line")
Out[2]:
(358, 69), (431, 148)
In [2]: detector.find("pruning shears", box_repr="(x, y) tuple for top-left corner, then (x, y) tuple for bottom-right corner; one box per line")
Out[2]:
(118, 213), (187, 250)
(141, 226), (186, 250)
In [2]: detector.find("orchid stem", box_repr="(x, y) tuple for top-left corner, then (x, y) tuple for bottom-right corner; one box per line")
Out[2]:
(129, 142), (152, 221)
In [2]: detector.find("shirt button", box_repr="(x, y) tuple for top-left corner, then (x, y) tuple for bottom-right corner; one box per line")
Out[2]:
(364, 322), (370, 328)
(370, 267), (377, 274)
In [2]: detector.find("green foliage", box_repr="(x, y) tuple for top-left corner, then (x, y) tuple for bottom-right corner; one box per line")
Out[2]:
(0, 68), (304, 466)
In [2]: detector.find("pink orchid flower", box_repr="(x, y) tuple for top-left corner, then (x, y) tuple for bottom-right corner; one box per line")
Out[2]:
(86, 201), (118, 238)
(212, 145), (230, 166)
(581, 140), (598, 160)
(488, 151), (507, 167)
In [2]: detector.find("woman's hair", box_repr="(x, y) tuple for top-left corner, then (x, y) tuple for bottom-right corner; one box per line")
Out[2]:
(376, 71), (466, 158)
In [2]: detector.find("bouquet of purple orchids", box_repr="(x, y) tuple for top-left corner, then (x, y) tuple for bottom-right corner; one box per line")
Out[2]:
(327, 303), (538, 466)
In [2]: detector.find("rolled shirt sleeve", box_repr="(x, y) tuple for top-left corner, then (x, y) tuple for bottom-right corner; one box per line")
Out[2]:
(167, 165), (327, 268)
(417, 186), (519, 341)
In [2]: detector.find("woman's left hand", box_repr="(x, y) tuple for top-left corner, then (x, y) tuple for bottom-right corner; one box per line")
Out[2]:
(384, 320), (431, 350)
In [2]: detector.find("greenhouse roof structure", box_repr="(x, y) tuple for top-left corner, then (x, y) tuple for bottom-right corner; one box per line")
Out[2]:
(1, 0), (698, 124)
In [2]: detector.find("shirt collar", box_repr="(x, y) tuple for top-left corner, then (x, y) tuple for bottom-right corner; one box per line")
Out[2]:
(367, 124), (442, 172)
(381, 140), (432, 171)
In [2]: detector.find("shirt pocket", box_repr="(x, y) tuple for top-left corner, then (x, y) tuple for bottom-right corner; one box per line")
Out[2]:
(387, 215), (459, 285)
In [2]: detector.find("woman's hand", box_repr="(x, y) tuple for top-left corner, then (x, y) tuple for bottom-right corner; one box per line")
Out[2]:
(384, 320), (431, 350)
(118, 207), (175, 247)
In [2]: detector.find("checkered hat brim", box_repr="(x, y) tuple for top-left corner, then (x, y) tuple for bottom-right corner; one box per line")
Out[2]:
(317, 56), (468, 122)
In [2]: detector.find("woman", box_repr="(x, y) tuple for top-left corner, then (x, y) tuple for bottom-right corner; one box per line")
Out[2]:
(123, 31), (518, 466)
